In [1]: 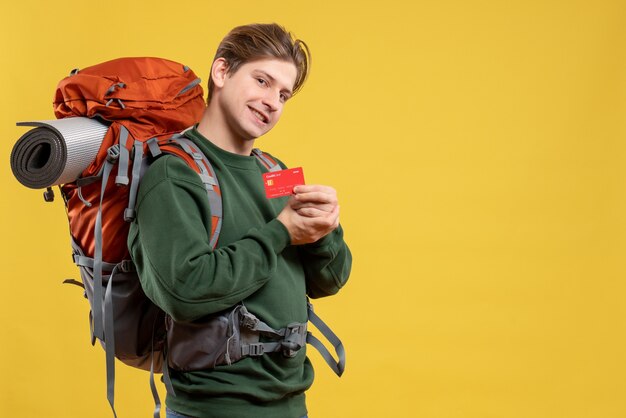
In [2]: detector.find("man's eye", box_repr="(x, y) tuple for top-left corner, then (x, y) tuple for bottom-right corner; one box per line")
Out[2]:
(257, 78), (267, 86)
(280, 93), (288, 102)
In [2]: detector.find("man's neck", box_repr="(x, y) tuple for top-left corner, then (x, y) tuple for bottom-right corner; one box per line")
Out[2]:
(196, 106), (255, 156)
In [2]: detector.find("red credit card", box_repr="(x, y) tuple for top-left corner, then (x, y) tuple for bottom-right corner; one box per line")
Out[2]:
(263, 167), (305, 198)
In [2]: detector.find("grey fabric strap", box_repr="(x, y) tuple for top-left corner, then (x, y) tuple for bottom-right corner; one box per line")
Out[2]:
(177, 78), (201, 96)
(105, 82), (126, 96)
(147, 137), (161, 158)
(124, 140), (144, 222)
(104, 265), (118, 418)
(239, 308), (284, 338)
(149, 357), (160, 418)
(72, 254), (116, 272)
(175, 138), (218, 186)
(251, 148), (281, 172)
(77, 186), (92, 207)
(92, 154), (116, 342)
(252, 321), (284, 337)
(115, 126), (130, 186)
(149, 316), (162, 418)
(306, 303), (346, 376)
(171, 137), (223, 248)
(162, 344), (176, 396)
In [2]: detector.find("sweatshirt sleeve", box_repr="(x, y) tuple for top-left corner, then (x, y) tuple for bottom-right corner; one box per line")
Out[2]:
(267, 154), (352, 298)
(127, 156), (291, 322)
(298, 225), (352, 299)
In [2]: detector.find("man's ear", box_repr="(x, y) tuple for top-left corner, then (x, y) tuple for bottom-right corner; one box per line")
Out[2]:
(211, 58), (229, 89)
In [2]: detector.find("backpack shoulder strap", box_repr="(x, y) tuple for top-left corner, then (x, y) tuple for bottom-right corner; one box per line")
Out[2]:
(251, 148), (282, 172)
(156, 136), (223, 249)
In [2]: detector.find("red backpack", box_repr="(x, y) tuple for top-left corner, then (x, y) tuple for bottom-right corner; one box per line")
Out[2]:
(53, 57), (208, 416)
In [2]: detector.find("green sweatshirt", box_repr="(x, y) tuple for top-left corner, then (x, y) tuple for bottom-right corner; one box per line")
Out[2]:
(127, 127), (352, 418)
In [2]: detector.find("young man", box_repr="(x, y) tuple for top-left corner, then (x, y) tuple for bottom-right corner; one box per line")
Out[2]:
(128, 23), (352, 418)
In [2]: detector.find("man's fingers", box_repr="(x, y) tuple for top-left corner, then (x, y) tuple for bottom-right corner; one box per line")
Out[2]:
(294, 191), (337, 205)
(293, 185), (335, 194)
(296, 207), (328, 218)
(291, 201), (335, 212)
(299, 205), (340, 225)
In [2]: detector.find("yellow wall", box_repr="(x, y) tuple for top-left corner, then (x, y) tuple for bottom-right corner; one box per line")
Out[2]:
(2, 0), (626, 417)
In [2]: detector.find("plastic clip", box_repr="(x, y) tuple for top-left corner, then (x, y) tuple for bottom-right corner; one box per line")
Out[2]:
(107, 144), (121, 163)
(248, 343), (265, 357)
(281, 324), (305, 358)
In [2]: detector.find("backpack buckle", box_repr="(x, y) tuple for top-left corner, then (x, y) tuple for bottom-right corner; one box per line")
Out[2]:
(248, 343), (264, 357)
(281, 323), (306, 358)
(107, 144), (121, 163)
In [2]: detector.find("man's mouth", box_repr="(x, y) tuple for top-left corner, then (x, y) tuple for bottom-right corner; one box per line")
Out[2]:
(249, 106), (269, 124)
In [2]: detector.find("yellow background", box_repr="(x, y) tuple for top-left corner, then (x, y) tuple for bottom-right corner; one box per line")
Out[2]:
(2, 0), (626, 417)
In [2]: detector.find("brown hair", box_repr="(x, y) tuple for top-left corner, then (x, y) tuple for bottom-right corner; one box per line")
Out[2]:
(207, 23), (311, 103)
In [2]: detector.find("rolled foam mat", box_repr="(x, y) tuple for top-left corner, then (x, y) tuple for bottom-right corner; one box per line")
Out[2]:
(11, 117), (109, 189)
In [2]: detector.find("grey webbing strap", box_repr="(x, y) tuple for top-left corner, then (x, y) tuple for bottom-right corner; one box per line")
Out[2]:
(105, 82), (126, 96)
(124, 140), (144, 222)
(149, 356), (160, 418)
(149, 314), (162, 418)
(93, 156), (116, 342)
(177, 78), (201, 96)
(254, 321), (284, 337)
(162, 344), (176, 396)
(175, 138), (217, 187)
(239, 307), (283, 337)
(115, 126), (130, 186)
(172, 137), (223, 248)
(210, 217), (223, 249)
(147, 137), (161, 157)
(104, 265), (118, 418)
(89, 310), (95, 345)
(251, 148), (281, 172)
(77, 186), (92, 207)
(72, 254), (117, 272)
(307, 303), (346, 376)
(245, 319), (284, 338)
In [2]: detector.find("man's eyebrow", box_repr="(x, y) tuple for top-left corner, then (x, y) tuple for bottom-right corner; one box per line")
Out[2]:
(254, 69), (293, 96)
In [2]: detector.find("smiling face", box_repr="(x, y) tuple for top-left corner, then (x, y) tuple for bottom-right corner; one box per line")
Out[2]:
(213, 57), (298, 145)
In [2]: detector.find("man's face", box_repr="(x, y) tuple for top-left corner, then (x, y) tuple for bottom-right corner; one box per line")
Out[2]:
(216, 58), (298, 143)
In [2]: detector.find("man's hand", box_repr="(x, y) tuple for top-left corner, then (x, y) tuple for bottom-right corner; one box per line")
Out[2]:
(277, 185), (340, 245)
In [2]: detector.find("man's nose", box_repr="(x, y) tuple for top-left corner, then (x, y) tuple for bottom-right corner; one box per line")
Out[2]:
(262, 90), (281, 111)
